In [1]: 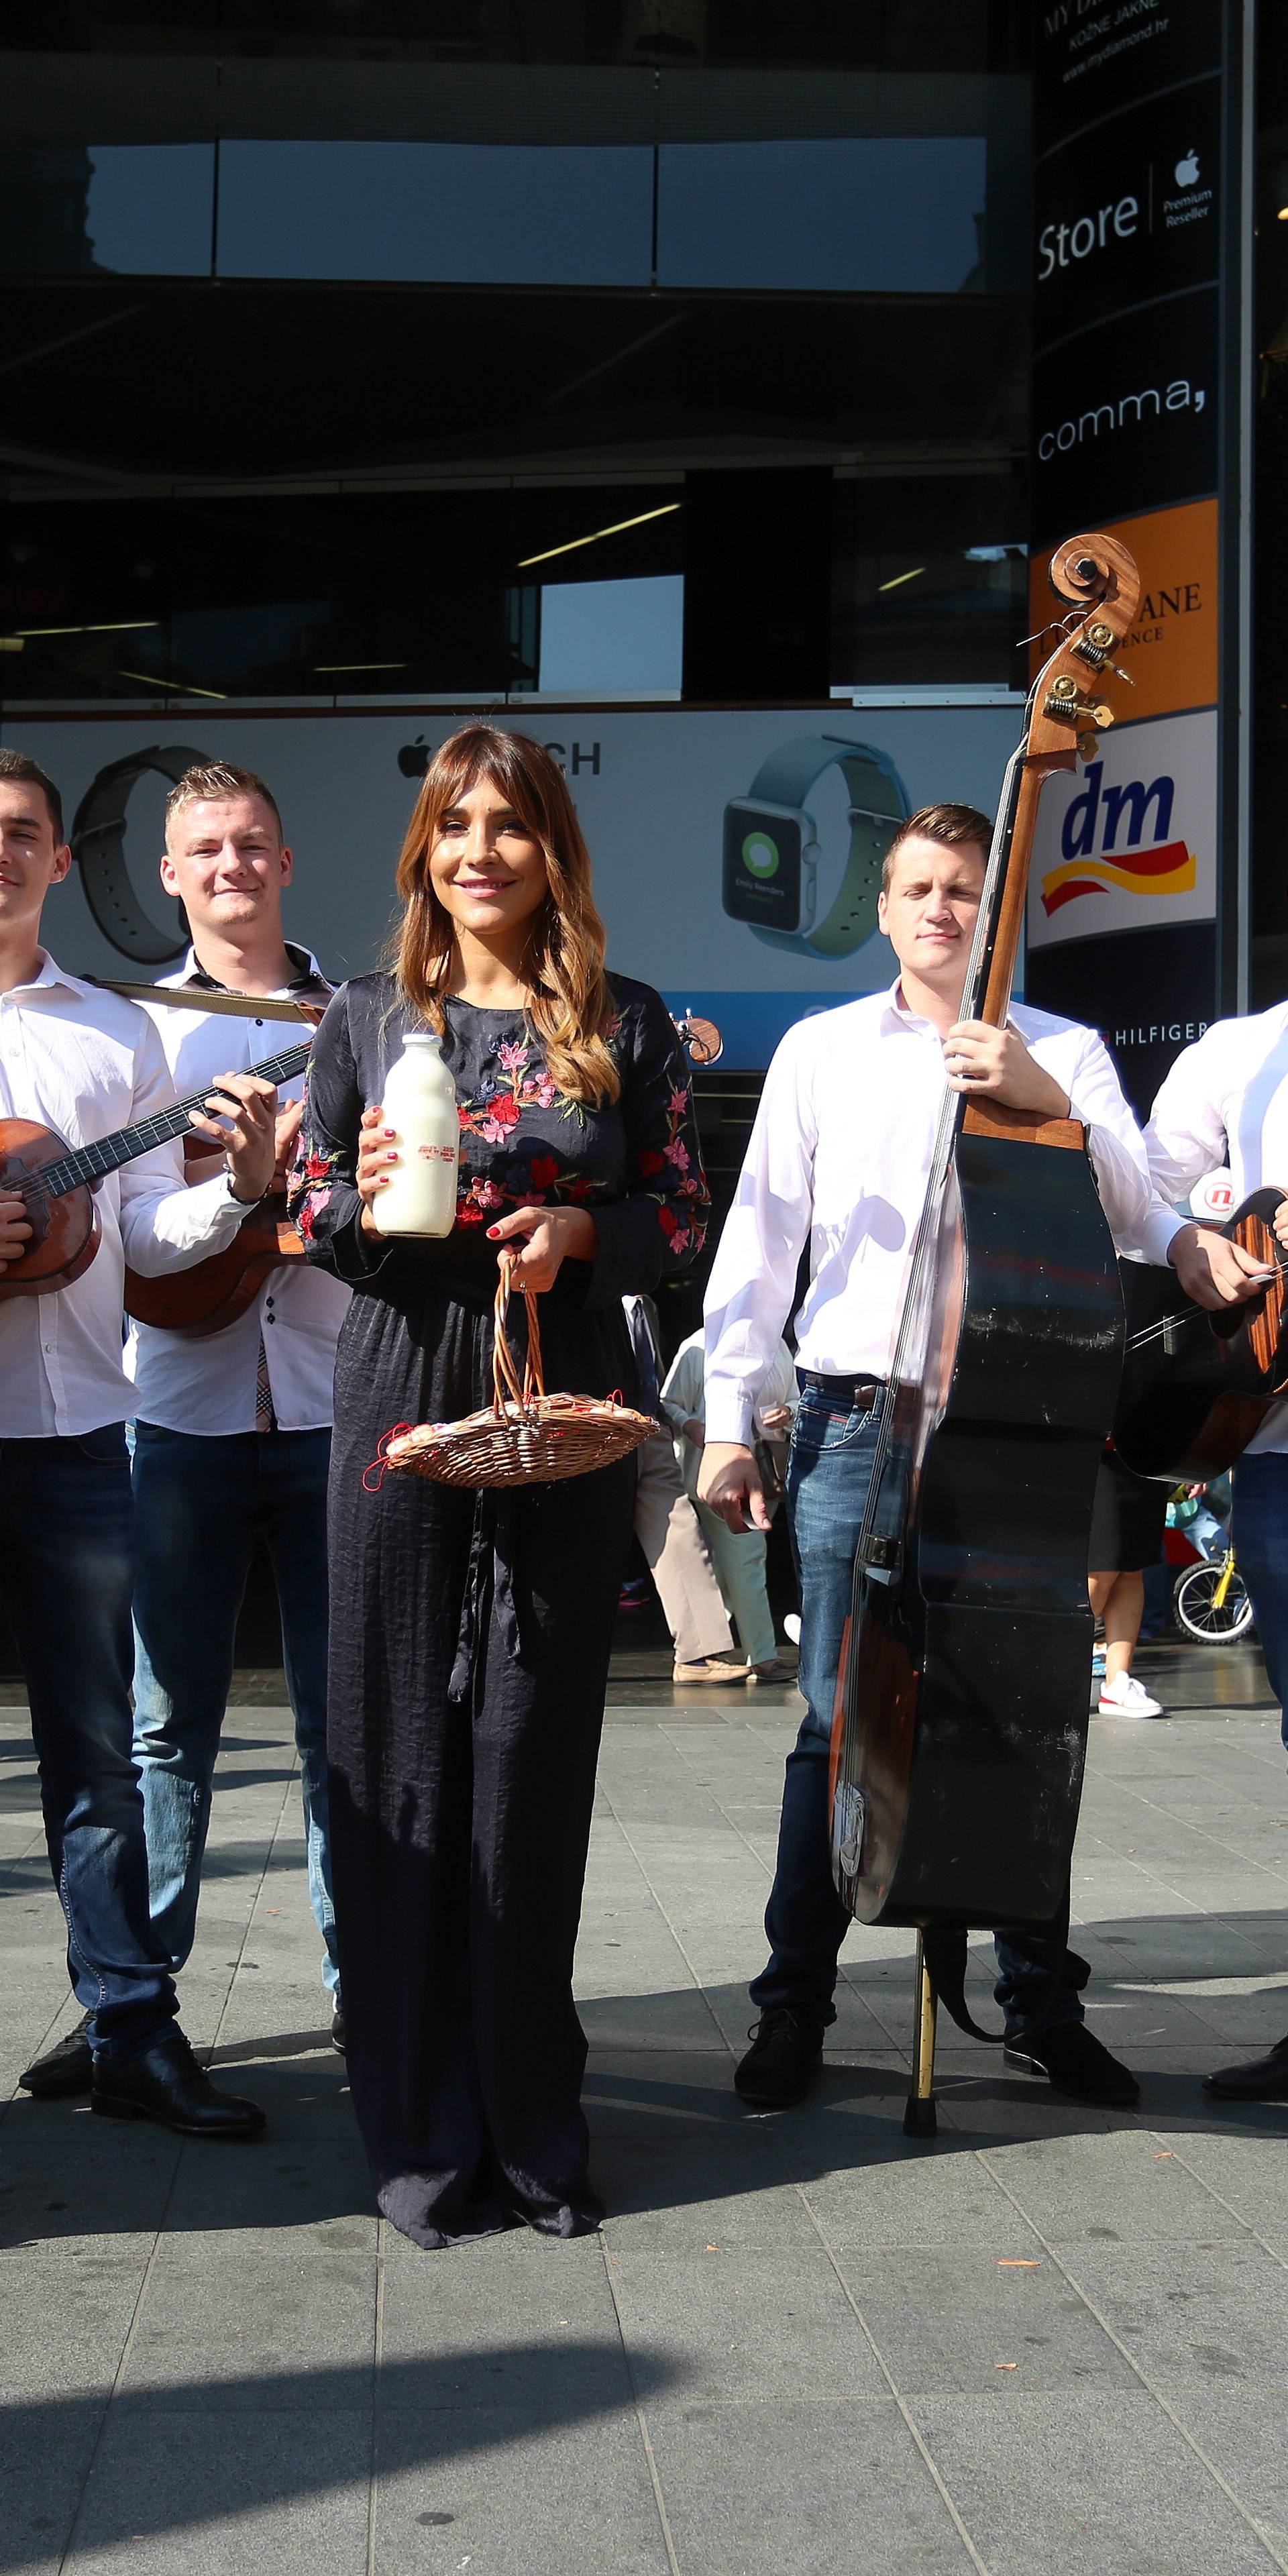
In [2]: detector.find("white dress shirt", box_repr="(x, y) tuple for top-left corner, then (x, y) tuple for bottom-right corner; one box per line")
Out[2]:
(703, 981), (1163, 1448)
(0, 954), (250, 1438)
(1144, 1003), (1288, 1458)
(125, 945), (350, 1436)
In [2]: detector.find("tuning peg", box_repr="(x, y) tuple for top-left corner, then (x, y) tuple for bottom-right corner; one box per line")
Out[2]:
(1045, 673), (1115, 730)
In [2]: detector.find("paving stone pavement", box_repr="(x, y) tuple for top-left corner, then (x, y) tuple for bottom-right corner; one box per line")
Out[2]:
(3, 1641), (1288, 2575)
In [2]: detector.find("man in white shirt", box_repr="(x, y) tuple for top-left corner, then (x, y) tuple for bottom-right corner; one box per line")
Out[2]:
(121, 763), (350, 2056)
(0, 747), (275, 2135)
(1141, 1010), (1288, 2100)
(700, 802), (1163, 2112)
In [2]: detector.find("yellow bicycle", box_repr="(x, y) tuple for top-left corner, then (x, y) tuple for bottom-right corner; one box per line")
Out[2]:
(1173, 1546), (1255, 1645)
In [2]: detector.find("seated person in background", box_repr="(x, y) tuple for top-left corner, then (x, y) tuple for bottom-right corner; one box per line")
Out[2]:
(624, 1293), (750, 1685)
(662, 1325), (798, 1685)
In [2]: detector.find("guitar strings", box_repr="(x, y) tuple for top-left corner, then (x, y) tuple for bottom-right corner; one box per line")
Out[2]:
(4, 1046), (313, 1207)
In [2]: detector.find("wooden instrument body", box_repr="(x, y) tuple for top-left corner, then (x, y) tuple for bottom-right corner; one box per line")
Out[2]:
(123, 1198), (305, 1336)
(833, 1120), (1122, 1930)
(0, 1120), (101, 1298)
(829, 529), (1143, 1942)
(1112, 1191), (1288, 1479)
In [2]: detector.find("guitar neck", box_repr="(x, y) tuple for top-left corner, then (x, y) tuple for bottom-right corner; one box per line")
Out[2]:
(39, 1042), (313, 1203)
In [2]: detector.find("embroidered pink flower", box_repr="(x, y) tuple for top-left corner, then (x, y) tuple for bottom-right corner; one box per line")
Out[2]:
(497, 1038), (529, 1073)
(531, 1075), (558, 1109)
(669, 1086), (690, 1116)
(665, 1138), (690, 1171)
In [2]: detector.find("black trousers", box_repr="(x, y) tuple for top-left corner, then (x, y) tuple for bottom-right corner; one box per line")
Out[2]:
(327, 1287), (637, 2250)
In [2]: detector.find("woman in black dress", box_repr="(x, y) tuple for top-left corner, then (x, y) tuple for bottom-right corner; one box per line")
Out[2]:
(288, 724), (708, 2249)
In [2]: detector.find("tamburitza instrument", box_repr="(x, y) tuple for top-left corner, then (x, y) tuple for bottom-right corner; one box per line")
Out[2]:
(1114, 1189), (1288, 1480)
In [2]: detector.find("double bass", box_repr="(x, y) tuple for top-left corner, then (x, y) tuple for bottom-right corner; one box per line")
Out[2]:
(827, 531), (1142, 2135)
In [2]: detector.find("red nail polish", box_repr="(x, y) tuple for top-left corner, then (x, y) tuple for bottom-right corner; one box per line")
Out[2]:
(382, 1127), (395, 1139)
(487, 1226), (500, 1238)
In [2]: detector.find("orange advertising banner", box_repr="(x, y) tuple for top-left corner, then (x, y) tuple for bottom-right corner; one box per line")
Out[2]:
(1029, 496), (1218, 722)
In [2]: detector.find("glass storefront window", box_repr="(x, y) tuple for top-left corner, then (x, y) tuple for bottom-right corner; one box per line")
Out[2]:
(537, 574), (684, 696)
(0, 487), (686, 703)
(215, 142), (653, 287)
(657, 138), (988, 294)
(831, 470), (1028, 690)
(0, 144), (213, 276)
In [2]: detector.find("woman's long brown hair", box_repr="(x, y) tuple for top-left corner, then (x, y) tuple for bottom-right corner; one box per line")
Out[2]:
(392, 724), (621, 1107)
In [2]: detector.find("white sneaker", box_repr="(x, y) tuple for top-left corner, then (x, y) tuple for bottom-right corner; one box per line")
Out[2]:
(1097, 1671), (1165, 1719)
(784, 1613), (802, 1646)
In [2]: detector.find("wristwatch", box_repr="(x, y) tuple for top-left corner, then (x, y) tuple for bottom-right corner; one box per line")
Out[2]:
(722, 735), (910, 957)
(70, 742), (210, 965)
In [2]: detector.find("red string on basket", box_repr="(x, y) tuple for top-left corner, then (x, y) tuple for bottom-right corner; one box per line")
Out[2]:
(362, 1424), (415, 1492)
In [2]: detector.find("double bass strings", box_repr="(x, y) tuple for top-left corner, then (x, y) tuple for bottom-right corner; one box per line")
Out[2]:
(836, 737), (1030, 1817)
(857, 737), (1028, 1545)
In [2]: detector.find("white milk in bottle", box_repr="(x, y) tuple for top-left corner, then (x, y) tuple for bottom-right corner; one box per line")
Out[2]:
(372, 1029), (460, 1236)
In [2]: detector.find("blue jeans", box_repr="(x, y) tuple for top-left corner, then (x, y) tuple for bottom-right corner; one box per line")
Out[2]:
(749, 1381), (1084, 2039)
(0, 1430), (177, 2057)
(131, 1424), (338, 1994)
(1231, 1454), (1288, 1749)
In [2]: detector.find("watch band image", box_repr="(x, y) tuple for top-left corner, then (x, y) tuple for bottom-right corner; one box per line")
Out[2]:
(71, 742), (211, 964)
(722, 735), (910, 959)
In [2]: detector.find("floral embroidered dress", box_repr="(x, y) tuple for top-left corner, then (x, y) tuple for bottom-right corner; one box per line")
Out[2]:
(288, 970), (708, 2251)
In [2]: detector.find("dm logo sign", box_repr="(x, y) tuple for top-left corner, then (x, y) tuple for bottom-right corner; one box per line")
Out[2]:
(1039, 761), (1196, 918)
(1026, 709), (1216, 953)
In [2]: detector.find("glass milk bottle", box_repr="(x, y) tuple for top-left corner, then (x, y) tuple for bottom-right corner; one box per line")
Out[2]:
(372, 1030), (460, 1237)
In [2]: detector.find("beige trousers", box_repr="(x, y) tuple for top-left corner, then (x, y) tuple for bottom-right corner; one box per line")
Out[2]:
(633, 1430), (734, 1664)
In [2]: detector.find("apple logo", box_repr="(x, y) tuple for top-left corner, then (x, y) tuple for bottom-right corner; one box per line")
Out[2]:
(1175, 148), (1200, 188)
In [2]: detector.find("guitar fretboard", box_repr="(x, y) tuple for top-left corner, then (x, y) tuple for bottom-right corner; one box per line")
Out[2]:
(38, 1044), (313, 1203)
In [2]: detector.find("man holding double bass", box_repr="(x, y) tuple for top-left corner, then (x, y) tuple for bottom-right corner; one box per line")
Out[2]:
(699, 801), (1172, 2111)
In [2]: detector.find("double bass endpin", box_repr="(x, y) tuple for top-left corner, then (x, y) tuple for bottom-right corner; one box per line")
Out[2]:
(904, 1930), (938, 2140)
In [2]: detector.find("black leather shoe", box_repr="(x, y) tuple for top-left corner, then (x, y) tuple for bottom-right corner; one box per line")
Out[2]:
(1004, 2021), (1139, 2105)
(330, 2006), (346, 2055)
(91, 2030), (266, 2138)
(19, 2011), (93, 2098)
(1203, 2034), (1288, 2100)
(734, 2006), (824, 2107)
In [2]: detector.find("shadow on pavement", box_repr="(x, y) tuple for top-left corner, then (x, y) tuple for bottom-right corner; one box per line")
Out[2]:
(0, 2346), (690, 2573)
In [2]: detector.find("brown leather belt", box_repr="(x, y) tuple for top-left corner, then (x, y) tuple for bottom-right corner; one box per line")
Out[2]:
(798, 1371), (884, 1407)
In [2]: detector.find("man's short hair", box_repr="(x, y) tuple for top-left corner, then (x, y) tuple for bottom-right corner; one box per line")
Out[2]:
(164, 761), (283, 843)
(0, 747), (64, 842)
(882, 802), (993, 894)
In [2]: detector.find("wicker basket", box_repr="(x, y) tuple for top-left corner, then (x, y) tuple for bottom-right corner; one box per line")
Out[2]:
(382, 1261), (656, 1489)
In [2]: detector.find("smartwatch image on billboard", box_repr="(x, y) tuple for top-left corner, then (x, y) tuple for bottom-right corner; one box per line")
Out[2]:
(71, 741), (210, 965)
(722, 735), (910, 956)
